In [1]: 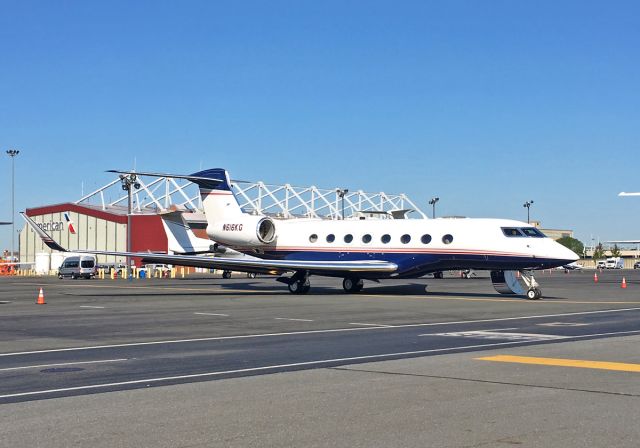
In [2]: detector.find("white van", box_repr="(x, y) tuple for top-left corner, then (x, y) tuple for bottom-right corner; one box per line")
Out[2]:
(58, 255), (97, 279)
(605, 257), (624, 269)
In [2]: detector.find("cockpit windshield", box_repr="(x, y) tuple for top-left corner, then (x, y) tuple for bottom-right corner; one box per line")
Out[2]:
(502, 227), (546, 238)
(520, 227), (546, 237)
(502, 228), (524, 237)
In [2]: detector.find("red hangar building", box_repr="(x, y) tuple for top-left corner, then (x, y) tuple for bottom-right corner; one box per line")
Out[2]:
(20, 203), (168, 271)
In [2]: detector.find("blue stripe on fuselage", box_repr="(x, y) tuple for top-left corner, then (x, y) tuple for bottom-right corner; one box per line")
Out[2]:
(247, 249), (569, 276)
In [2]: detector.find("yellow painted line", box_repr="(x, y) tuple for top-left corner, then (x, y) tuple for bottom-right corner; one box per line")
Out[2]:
(6, 282), (640, 303)
(359, 294), (640, 305)
(8, 282), (284, 294)
(476, 355), (640, 373)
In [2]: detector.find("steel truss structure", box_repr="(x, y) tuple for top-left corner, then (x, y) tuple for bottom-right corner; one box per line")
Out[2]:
(76, 173), (426, 219)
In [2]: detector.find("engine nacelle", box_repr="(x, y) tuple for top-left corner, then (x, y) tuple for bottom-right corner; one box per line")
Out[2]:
(207, 216), (277, 247)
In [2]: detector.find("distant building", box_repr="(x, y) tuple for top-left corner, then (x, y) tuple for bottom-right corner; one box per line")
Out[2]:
(530, 221), (573, 240)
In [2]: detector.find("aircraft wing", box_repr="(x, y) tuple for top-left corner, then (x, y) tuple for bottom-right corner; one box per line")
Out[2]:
(21, 213), (397, 275)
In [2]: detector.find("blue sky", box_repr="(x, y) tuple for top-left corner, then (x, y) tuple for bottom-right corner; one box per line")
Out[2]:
(1, 0), (639, 251)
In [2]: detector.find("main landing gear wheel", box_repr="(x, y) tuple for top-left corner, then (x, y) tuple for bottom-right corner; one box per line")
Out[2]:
(526, 288), (542, 300)
(222, 270), (232, 279)
(342, 277), (364, 293)
(288, 279), (310, 294)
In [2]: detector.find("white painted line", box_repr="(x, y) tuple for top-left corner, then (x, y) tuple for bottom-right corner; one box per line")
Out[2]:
(349, 322), (395, 327)
(194, 312), (229, 317)
(7, 327), (640, 401)
(274, 318), (314, 322)
(79, 306), (105, 309)
(537, 322), (590, 327)
(2, 307), (640, 358)
(0, 340), (541, 400)
(426, 331), (567, 342)
(419, 327), (519, 336)
(0, 358), (128, 372)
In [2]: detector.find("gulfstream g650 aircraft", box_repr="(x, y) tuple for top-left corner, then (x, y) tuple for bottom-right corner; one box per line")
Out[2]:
(23, 168), (578, 299)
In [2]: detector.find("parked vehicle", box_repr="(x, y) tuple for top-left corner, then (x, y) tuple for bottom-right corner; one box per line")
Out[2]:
(634, 261), (640, 269)
(596, 260), (607, 269)
(605, 257), (624, 269)
(142, 264), (171, 277)
(58, 255), (97, 279)
(558, 262), (583, 271)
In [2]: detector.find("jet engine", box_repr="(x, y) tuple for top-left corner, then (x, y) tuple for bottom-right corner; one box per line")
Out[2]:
(208, 216), (277, 247)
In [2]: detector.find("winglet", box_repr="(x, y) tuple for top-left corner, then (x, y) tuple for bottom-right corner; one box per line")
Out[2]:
(21, 213), (68, 252)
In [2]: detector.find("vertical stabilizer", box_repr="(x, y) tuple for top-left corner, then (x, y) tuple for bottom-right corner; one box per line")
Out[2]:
(189, 169), (243, 226)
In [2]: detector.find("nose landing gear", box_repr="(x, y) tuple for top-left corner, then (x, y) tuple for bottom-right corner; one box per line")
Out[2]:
(490, 270), (542, 300)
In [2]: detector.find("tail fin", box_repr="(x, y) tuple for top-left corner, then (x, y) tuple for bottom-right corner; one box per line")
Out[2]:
(160, 210), (215, 254)
(189, 169), (243, 225)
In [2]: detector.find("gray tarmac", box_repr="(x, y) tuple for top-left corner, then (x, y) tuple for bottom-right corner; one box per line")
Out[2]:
(2, 269), (640, 447)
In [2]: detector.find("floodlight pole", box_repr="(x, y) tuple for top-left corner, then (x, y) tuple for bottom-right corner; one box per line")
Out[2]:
(6, 149), (19, 262)
(336, 189), (348, 220)
(523, 200), (534, 224)
(119, 174), (140, 280)
(428, 197), (439, 219)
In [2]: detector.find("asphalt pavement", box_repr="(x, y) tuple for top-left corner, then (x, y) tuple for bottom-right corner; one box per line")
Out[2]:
(1, 269), (640, 447)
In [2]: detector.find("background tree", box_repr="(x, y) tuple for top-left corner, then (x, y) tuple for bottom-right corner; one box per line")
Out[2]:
(556, 236), (585, 258)
(611, 244), (621, 257)
(592, 243), (605, 263)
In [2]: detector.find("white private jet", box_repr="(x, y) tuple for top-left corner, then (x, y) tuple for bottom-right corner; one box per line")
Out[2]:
(22, 168), (578, 299)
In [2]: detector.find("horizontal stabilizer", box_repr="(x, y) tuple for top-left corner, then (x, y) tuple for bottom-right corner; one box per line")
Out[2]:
(106, 169), (229, 190)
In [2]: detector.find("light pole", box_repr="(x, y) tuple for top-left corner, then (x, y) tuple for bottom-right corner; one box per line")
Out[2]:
(523, 200), (534, 224)
(118, 173), (141, 279)
(6, 149), (19, 261)
(428, 197), (439, 219)
(336, 188), (348, 220)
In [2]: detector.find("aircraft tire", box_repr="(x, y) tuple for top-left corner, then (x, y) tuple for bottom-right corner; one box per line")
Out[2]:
(343, 277), (363, 293)
(222, 270), (232, 279)
(526, 288), (542, 300)
(288, 279), (310, 294)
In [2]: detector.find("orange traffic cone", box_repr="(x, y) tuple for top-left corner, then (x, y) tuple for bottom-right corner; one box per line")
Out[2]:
(594, 272), (598, 283)
(621, 277), (627, 289)
(36, 287), (46, 305)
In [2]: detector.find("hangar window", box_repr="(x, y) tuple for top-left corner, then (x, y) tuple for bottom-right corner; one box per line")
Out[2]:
(502, 228), (524, 237)
(344, 234), (353, 243)
(401, 234), (411, 244)
(362, 234), (372, 244)
(309, 234), (318, 243)
(381, 234), (391, 244)
(326, 234), (335, 243)
(521, 227), (546, 238)
(442, 234), (453, 244)
(421, 234), (432, 244)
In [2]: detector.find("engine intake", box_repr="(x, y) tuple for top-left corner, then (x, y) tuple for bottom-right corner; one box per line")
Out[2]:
(208, 216), (277, 247)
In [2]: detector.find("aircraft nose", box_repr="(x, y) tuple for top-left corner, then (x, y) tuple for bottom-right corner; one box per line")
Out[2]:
(554, 241), (580, 263)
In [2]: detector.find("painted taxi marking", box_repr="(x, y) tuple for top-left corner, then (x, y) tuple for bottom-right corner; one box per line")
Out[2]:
(428, 331), (566, 342)
(477, 355), (640, 373)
